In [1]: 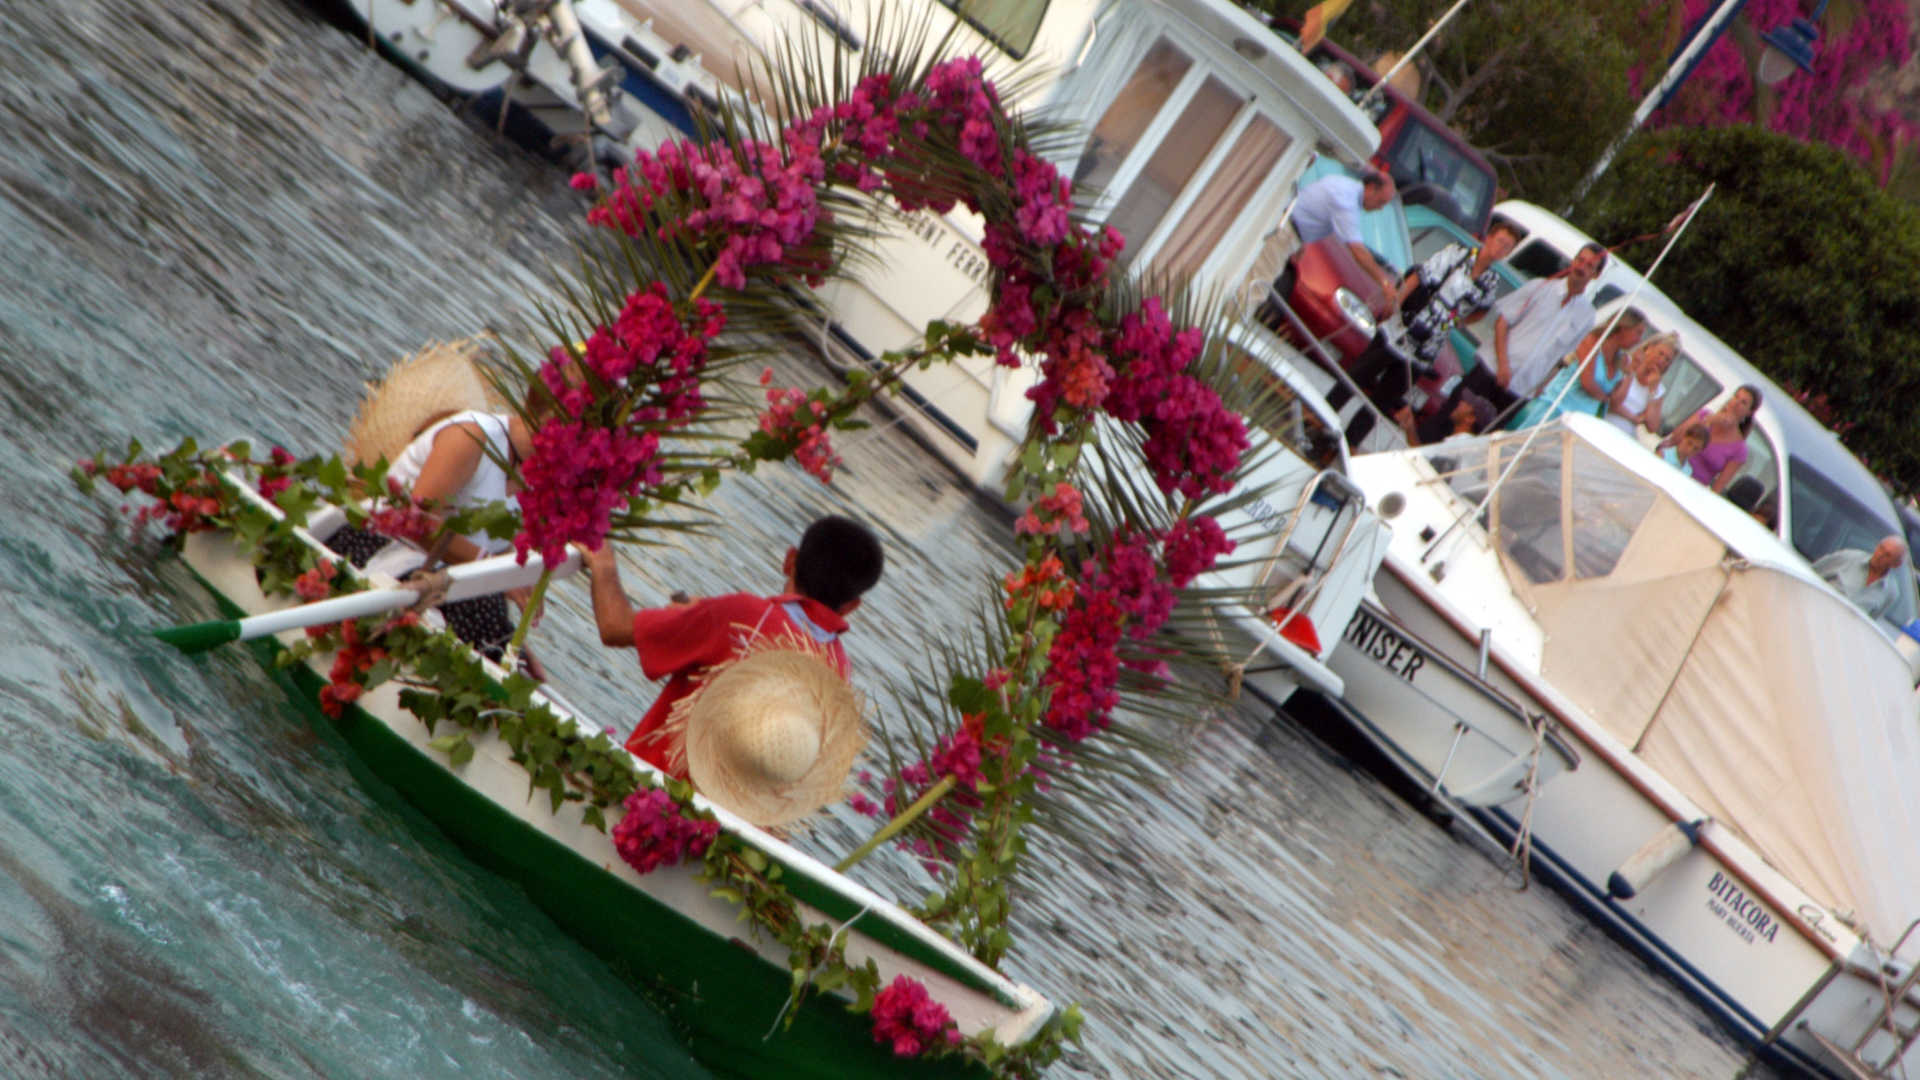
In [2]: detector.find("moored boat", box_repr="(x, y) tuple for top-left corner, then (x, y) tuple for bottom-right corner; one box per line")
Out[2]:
(177, 465), (1054, 1079)
(1326, 414), (1920, 1077)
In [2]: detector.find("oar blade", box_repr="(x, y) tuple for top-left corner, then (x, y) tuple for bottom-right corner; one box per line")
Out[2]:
(153, 618), (244, 655)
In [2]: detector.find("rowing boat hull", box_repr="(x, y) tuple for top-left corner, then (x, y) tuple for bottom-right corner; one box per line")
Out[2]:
(177, 517), (1049, 1079)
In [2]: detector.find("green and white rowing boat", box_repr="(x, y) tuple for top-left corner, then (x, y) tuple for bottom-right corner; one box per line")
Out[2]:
(173, 468), (1053, 1079)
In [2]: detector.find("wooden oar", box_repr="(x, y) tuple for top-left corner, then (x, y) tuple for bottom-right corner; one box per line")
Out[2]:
(155, 548), (581, 654)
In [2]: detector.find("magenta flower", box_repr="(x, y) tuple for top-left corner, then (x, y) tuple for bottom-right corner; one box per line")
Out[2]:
(612, 788), (720, 875)
(870, 975), (961, 1058)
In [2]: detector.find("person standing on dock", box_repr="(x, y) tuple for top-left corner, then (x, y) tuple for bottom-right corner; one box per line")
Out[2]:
(1292, 169), (1401, 300)
(583, 514), (884, 787)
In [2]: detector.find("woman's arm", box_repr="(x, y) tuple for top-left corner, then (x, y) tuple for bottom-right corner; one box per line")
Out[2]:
(405, 423), (488, 563)
(1710, 456), (1744, 494)
(1640, 391), (1664, 434)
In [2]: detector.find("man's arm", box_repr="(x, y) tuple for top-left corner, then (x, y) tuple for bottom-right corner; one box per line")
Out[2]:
(1347, 243), (1398, 300)
(584, 544), (636, 647)
(1492, 315), (1513, 389)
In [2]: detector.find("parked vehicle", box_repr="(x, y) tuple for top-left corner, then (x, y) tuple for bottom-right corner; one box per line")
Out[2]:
(1259, 156), (1415, 364)
(1269, 24), (1499, 237)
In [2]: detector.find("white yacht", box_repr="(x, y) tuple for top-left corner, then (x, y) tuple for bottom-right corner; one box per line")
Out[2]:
(1329, 414), (1920, 1077)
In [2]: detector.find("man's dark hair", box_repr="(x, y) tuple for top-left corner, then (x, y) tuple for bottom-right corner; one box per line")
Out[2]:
(794, 515), (884, 609)
(1485, 220), (1522, 242)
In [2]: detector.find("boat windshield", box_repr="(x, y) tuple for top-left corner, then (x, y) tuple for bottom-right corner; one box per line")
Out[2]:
(935, 0), (1049, 58)
(1423, 428), (1659, 585)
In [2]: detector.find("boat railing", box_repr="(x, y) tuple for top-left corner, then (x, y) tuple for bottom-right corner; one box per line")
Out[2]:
(1745, 916), (1920, 1078)
(1242, 279), (1397, 451)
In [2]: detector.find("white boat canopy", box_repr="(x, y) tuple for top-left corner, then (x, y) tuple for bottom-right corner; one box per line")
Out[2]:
(1424, 416), (1920, 946)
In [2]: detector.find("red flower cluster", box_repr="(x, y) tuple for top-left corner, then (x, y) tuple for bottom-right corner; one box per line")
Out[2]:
(1038, 518), (1230, 739)
(758, 386), (842, 484)
(95, 460), (161, 496)
(1003, 552), (1075, 614)
(512, 285), (726, 567)
(256, 445), (297, 501)
(611, 788), (720, 874)
(870, 975), (961, 1058)
(294, 559), (338, 602)
(318, 618), (386, 718)
(1013, 482), (1089, 538)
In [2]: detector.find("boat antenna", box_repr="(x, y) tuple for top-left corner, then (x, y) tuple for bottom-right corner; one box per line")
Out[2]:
(1419, 184), (1715, 573)
(1359, 0), (1476, 111)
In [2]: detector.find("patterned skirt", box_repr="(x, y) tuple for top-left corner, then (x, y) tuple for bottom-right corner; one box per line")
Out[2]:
(324, 526), (514, 661)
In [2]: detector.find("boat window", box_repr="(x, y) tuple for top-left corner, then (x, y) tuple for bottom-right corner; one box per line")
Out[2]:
(1488, 436), (1568, 584)
(934, 0), (1049, 59)
(1789, 457), (1917, 625)
(1149, 115), (1292, 279)
(1732, 426), (1778, 501)
(1073, 39), (1192, 192)
(1107, 75), (1242, 270)
(1593, 284), (1624, 308)
(1567, 438), (1658, 578)
(1506, 240), (1566, 280)
(1654, 352), (1723, 436)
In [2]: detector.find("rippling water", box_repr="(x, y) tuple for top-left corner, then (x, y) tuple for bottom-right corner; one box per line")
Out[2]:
(0, 2), (1774, 1076)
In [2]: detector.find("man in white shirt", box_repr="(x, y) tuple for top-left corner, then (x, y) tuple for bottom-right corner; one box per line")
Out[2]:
(1449, 242), (1604, 423)
(1814, 536), (1908, 622)
(1291, 169), (1399, 298)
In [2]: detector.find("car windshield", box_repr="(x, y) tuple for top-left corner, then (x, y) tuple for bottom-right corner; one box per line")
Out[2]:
(1382, 122), (1493, 235)
(1788, 457), (1917, 625)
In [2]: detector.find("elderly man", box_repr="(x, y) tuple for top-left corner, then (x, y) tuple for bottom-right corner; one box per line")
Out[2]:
(1450, 242), (1606, 423)
(1292, 169), (1399, 298)
(1814, 536), (1908, 622)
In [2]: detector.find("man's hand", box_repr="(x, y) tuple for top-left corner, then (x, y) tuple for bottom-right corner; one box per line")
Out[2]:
(1492, 316), (1514, 389)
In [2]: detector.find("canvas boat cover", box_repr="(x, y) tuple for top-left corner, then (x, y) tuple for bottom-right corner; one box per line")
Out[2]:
(1427, 416), (1920, 947)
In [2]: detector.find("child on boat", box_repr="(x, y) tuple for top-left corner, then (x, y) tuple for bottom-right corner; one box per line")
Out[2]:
(584, 515), (882, 803)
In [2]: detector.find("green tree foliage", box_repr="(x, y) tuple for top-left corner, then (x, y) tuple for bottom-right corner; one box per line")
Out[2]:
(1573, 125), (1920, 493)
(1251, 0), (1642, 204)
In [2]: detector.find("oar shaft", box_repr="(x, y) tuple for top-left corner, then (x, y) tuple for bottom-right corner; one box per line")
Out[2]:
(232, 549), (579, 644)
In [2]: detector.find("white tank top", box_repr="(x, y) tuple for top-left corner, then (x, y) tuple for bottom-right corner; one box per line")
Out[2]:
(388, 410), (514, 555)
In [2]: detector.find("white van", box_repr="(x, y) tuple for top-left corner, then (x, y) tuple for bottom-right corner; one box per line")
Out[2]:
(1589, 291), (1919, 628)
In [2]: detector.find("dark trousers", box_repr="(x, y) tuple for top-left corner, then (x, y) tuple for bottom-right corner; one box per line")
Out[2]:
(1326, 334), (1418, 446)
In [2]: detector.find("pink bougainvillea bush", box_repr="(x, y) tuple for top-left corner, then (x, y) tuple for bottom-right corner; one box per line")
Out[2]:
(1642, 0), (1916, 182)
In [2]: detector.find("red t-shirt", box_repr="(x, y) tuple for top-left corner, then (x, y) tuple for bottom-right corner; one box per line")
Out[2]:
(623, 592), (850, 778)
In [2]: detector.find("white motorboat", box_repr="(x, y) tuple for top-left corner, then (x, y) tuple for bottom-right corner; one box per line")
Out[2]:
(1327, 414), (1920, 1077)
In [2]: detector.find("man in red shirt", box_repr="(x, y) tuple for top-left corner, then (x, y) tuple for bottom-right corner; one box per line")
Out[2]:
(583, 515), (884, 779)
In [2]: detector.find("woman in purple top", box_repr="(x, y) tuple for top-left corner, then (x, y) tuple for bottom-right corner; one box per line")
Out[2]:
(1658, 384), (1763, 492)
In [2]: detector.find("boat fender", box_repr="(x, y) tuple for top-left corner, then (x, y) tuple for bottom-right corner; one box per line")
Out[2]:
(1606, 818), (1707, 901)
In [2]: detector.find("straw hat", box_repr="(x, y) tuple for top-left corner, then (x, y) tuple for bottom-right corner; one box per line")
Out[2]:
(342, 338), (508, 467)
(669, 644), (867, 827)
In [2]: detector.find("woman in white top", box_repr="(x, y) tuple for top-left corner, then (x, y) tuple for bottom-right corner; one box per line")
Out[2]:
(328, 409), (539, 666)
(1606, 332), (1678, 437)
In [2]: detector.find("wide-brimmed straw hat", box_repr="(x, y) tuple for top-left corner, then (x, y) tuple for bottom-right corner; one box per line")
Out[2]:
(669, 644), (866, 827)
(343, 338), (507, 467)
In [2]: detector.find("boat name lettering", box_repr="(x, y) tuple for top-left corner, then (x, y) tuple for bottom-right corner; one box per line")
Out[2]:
(942, 240), (989, 288)
(1796, 903), (1839, 943)
(1343, 609), (1425, 683)
(882, 205), (989, 289)
(1705, 872), (1779, 945)
(1246, 496), (1283, 534)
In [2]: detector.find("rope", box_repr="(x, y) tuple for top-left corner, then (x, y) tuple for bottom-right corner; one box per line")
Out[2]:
(403, 569), (452, 611)
(764, 901), (876, 1040)
(1507, 713), (1548, 891)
